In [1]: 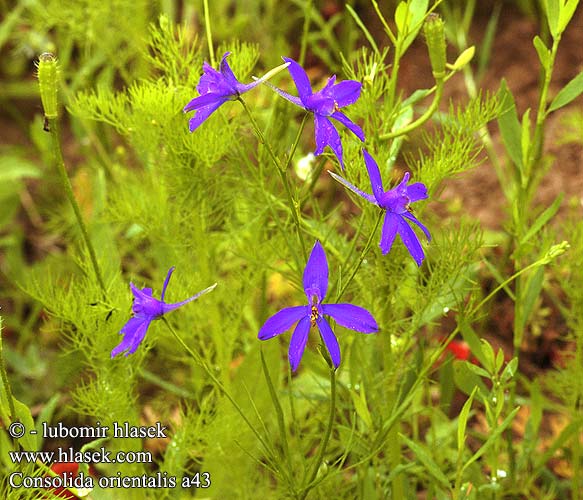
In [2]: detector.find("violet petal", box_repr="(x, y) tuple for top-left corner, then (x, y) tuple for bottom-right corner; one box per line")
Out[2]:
(258, 305), (308, 340)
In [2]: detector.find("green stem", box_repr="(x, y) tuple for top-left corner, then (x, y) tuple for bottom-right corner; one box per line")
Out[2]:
(260, 349), (293, 475)
(284, 113), (309, 173)
(370, 0), (397, 46)
(340, 212), (368, 274)
(220, 113), (302, 271)
(386, 40), (403, 112)
(299, 0), (312, 66)
(336, 211), (383, 301)
(506, 34), (560, 489)
(287, 364), (298, 438)
(456, 24), (508, 198)
(238, 97), (281, 168)
(388, 423), (405, 498)
(473, 258), (547, 315)
(527, 35), (560, 180)
(380, 75), (444, 140)
(203, 0), (215, 67)
(300, 157), (326, 208)
(48, 118), (107, 298)
(238, 97), (307, 259)
(512, 34), (560, 355)
(0, 318), (16, 420)
(300, 367), (337, 499)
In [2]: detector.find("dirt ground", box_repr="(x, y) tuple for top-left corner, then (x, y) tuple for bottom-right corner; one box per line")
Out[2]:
(396, 3), (583, 229)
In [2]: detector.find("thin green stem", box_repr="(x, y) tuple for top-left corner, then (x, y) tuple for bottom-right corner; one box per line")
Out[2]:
(220, 112), (302, 271)
(473, 259), (547, 315)
(380, 75), (444, 140)
(48, 118), (107, 298)
(388, 423), (405, 498)
(202, 0), (215, 67)
(284, 113), (309, 173)
(370, 0), (397, 46)
(238, 97), (281, 168)
(512, 34), (560, 352)
(506, 32), (561, 491)
(287, 364), (298, 438)
(0, 318), (16, 420)
(299, 0), (312, 66)
(455, 24), (508, 197)
(386, 41), (402, 112)
(528, 35), (560, 179)
(238, 97), (307, 259)
(300, 367), (337, 499)
(260, 349), (293, 476)
(340, 212), (367, 271)
(300, 157), (326, 208)
(336, 211), (383, 301)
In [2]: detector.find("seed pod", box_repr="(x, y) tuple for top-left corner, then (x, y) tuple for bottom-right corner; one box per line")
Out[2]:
(423, 14), (446, 78)
(37, 52), (60, 119)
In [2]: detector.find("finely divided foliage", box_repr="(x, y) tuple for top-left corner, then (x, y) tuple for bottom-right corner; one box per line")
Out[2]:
(2, 2), (581, 499)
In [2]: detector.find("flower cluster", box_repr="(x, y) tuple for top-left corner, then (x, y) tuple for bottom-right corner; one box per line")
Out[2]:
(184, 52), (430, 266)
(184, 52), (364, 168)
(115, 51), (431, 371)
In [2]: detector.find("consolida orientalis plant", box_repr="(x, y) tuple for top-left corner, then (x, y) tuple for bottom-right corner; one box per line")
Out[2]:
(1, 0), (582, 498)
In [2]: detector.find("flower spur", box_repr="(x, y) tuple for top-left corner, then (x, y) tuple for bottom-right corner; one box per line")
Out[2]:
(111, 267), (217, 357)
(330, 149), (431, 266)
(184, 52), (289, 132)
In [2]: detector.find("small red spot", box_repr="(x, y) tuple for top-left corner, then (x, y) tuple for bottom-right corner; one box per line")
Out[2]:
(46, 462), (94, 498)
(48, 462), (79, 499)
(446, 340), (471, 361)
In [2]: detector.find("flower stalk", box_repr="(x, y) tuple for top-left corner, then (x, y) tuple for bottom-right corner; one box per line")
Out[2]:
(300, 367), (336, 500)
(260, 350), (294, 481)
(202, 0), (215, 67)
(238, 96), (307, 259)
(37, 53), (107, 299)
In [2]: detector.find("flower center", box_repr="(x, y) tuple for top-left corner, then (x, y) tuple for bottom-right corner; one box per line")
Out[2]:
(310, 305), (319, 327)
(310, 295), (320, 327)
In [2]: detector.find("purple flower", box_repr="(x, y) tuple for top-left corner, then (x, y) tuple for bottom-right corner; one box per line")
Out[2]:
(258, 241), (378, 371)
(111, 267), (217, 357)
(268, 57), (365, 169)
(330, 149), (431, 266)
(184, 52), (267, 132)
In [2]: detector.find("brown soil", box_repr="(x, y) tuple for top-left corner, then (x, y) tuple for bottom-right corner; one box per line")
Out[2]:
(397, 3), (583, 229)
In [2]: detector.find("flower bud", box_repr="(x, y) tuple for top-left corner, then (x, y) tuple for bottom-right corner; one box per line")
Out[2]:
(423, 14), (446, 79)
(37, 52), (60, 119)
(542, 241), (569, 263)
